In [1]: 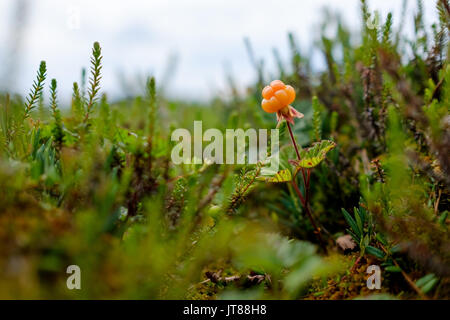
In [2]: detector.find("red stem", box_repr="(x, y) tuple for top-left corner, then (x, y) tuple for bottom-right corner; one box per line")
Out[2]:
(286, 122), (307, 182)
(286, 122), (326, 253)
(291, 179), (327, 252)
(306, 169), (311, 204)
(286, 121), (301, 160)
(291, 179), (305, 206)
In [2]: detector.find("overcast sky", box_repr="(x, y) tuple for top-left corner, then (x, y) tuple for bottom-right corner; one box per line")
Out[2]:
(0, 0), (438, 103)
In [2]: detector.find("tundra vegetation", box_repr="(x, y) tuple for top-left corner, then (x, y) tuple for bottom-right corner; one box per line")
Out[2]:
(0, 0), (449, 299)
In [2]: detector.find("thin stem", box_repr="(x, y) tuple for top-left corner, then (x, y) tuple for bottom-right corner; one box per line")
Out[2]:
(291, 179), (327, 252)
(286, 121), (301, 160)
(286, 121), (327, 253)
(290, 180), (305, 206)
(286, 122), (307, 183)
(306, 168), (311, 204)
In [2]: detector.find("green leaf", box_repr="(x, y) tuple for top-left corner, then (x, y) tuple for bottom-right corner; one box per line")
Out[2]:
(346, 229), (360, 243)
(358, 205), (367, 223)
(421, 278), (439, 294)
(416, 274), (439, 294)
(385, 266), (402, 273)
(376, 233), (389, 247)
(258, 169), (292, 183)
(354, 208), (363, 235)
(293, 140), (336, 169)
(342, 208), (361, 240)
(362, 234), (370, 248)
(438, 211), (448, 227)
(415, 274), (436, 288)
(366, 246), (386, 259)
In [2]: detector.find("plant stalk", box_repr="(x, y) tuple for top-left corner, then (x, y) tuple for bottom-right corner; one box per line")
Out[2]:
(286, 121), (327, 252)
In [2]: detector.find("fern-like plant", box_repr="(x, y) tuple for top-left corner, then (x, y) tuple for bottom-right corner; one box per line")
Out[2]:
(23, 61), (47, 121)
(71, 81), (84, 122)
(49, 79), (64, 149)
(83, 42), (103, 126)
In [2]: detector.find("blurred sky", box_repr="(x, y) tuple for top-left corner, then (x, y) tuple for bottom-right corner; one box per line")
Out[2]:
(0, 0), (438, 103)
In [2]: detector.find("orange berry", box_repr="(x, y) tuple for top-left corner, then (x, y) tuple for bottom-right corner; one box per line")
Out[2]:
(285, 85), (296, 104)
(261, 80), (296, 113)
(261, 97), (279, 113)
(270, 80), (286, 92)
(274, 89), (289, 105)
(270, 96), (282, 109)
(262, 86), (274, 100)
(261, 99), (272, 112)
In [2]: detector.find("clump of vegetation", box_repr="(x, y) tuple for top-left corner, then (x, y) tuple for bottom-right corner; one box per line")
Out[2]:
(0, 0), (449, 299)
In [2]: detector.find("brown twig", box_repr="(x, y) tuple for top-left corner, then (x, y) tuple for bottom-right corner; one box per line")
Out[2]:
(434, 189), (442, 215)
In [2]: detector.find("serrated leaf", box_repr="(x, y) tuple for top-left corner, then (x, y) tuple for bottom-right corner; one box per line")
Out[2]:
(292, 140), (336, 169)
(258, 169), (292, 183)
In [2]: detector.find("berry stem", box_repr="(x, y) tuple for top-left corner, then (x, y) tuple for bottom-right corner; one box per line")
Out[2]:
(286, 121), (301, 160)
(286, 121), (326, 253)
